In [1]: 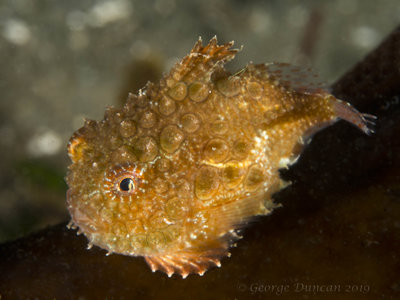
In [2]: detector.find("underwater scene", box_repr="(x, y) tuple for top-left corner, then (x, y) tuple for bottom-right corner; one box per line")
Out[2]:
(0, 0), (400, 299)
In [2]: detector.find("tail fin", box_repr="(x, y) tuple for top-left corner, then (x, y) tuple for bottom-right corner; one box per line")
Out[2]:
(333, 99), (377, 135)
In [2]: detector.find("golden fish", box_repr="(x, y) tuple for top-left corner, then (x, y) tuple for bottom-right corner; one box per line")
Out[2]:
(66, 37), (375, 278)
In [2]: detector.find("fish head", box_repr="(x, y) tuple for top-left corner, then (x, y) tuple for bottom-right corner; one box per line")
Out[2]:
(66, 102), (193, 256)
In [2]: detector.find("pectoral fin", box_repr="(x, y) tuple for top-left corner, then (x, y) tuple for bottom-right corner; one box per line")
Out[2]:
(145, 248), (229, 278)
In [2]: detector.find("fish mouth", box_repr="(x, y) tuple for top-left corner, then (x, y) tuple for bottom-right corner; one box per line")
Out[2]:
(66, 189), (103, 235)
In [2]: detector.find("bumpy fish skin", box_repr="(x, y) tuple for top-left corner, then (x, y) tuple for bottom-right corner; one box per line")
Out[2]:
(66, 37), (374, 278)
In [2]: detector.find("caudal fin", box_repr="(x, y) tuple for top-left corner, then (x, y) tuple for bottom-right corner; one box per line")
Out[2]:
(333, 99), (377, 135)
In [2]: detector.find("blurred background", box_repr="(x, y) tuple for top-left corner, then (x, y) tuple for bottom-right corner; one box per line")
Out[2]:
(0, 0), (399, 243)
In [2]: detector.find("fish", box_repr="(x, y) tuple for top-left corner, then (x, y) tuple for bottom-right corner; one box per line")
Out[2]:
(66, 36), (375, 278)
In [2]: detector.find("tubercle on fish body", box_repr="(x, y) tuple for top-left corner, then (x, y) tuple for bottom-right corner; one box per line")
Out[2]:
(66, 36), (375, 279)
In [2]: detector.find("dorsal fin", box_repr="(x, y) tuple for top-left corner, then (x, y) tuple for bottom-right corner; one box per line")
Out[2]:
(165, 36), (240, 84)
(262, 62), (330, 96)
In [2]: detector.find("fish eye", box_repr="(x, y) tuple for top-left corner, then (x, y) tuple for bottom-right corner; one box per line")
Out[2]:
(104, 164), (142, 198)
(119, 177), (135, 192)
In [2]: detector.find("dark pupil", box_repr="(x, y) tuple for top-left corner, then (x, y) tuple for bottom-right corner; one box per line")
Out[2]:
(120, 178), (134, 192)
